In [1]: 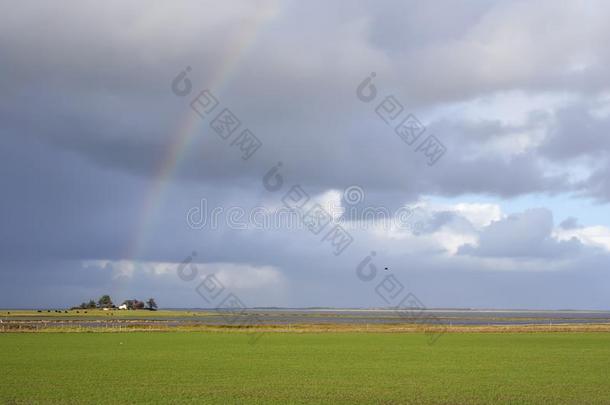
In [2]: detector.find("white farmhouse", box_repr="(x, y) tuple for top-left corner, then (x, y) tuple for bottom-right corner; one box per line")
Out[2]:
(118, 304), (128, 310)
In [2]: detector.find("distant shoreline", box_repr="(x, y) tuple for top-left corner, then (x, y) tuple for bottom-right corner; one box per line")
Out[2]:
(2, 307), (609, 313)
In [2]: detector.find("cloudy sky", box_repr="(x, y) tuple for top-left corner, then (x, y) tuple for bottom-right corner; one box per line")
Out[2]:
(2, 0), (610, 309)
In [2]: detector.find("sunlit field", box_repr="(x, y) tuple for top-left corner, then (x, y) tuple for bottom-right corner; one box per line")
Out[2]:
(2, 332), (609, 404)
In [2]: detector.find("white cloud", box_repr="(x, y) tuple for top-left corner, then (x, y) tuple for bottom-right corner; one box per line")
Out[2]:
(432, 229), (479, 256)
(209, 264), (285, 290)
(421, 200), (503, 229)
(368, 199), (488, 255)
(312, 189), (344, 221)
(82, 260), (175, 280)
(554, 225), (610, 252)
(82, 259), (287, 290)
(449, 203), (503, 229)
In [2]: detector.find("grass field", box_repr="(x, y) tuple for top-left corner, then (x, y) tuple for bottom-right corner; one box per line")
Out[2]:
(1, 332), (609, 404)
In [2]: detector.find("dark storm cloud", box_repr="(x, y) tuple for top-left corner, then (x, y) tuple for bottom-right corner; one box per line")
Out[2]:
(0, 133), (142, 262)
(540, 103), (610, 161)
(0, 0), (607, 199)
(582, 164), (610, 203)
(2, 0), (610, 309)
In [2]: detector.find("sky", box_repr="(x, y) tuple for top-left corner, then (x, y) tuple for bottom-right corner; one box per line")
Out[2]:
(1, 0), (610, 309)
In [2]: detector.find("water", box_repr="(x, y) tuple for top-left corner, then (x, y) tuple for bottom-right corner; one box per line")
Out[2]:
(5, 309), (610, 328)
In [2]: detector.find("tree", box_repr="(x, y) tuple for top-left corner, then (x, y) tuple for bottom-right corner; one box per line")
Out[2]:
(87, 299), (96, 309)
(146, 298), (158, 311)
(122, 299), (144, 310)
(122, 300), (135, 309)
(97, 295), (113, 308)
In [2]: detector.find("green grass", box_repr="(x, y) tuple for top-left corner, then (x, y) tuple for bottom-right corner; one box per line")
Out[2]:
(1, 333), (609, 404)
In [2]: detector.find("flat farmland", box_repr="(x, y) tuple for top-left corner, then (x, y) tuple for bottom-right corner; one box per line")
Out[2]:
(1, 332), (609, 404)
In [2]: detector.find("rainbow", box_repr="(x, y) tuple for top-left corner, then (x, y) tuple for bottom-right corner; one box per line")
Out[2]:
(125, 3), (280, 263)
